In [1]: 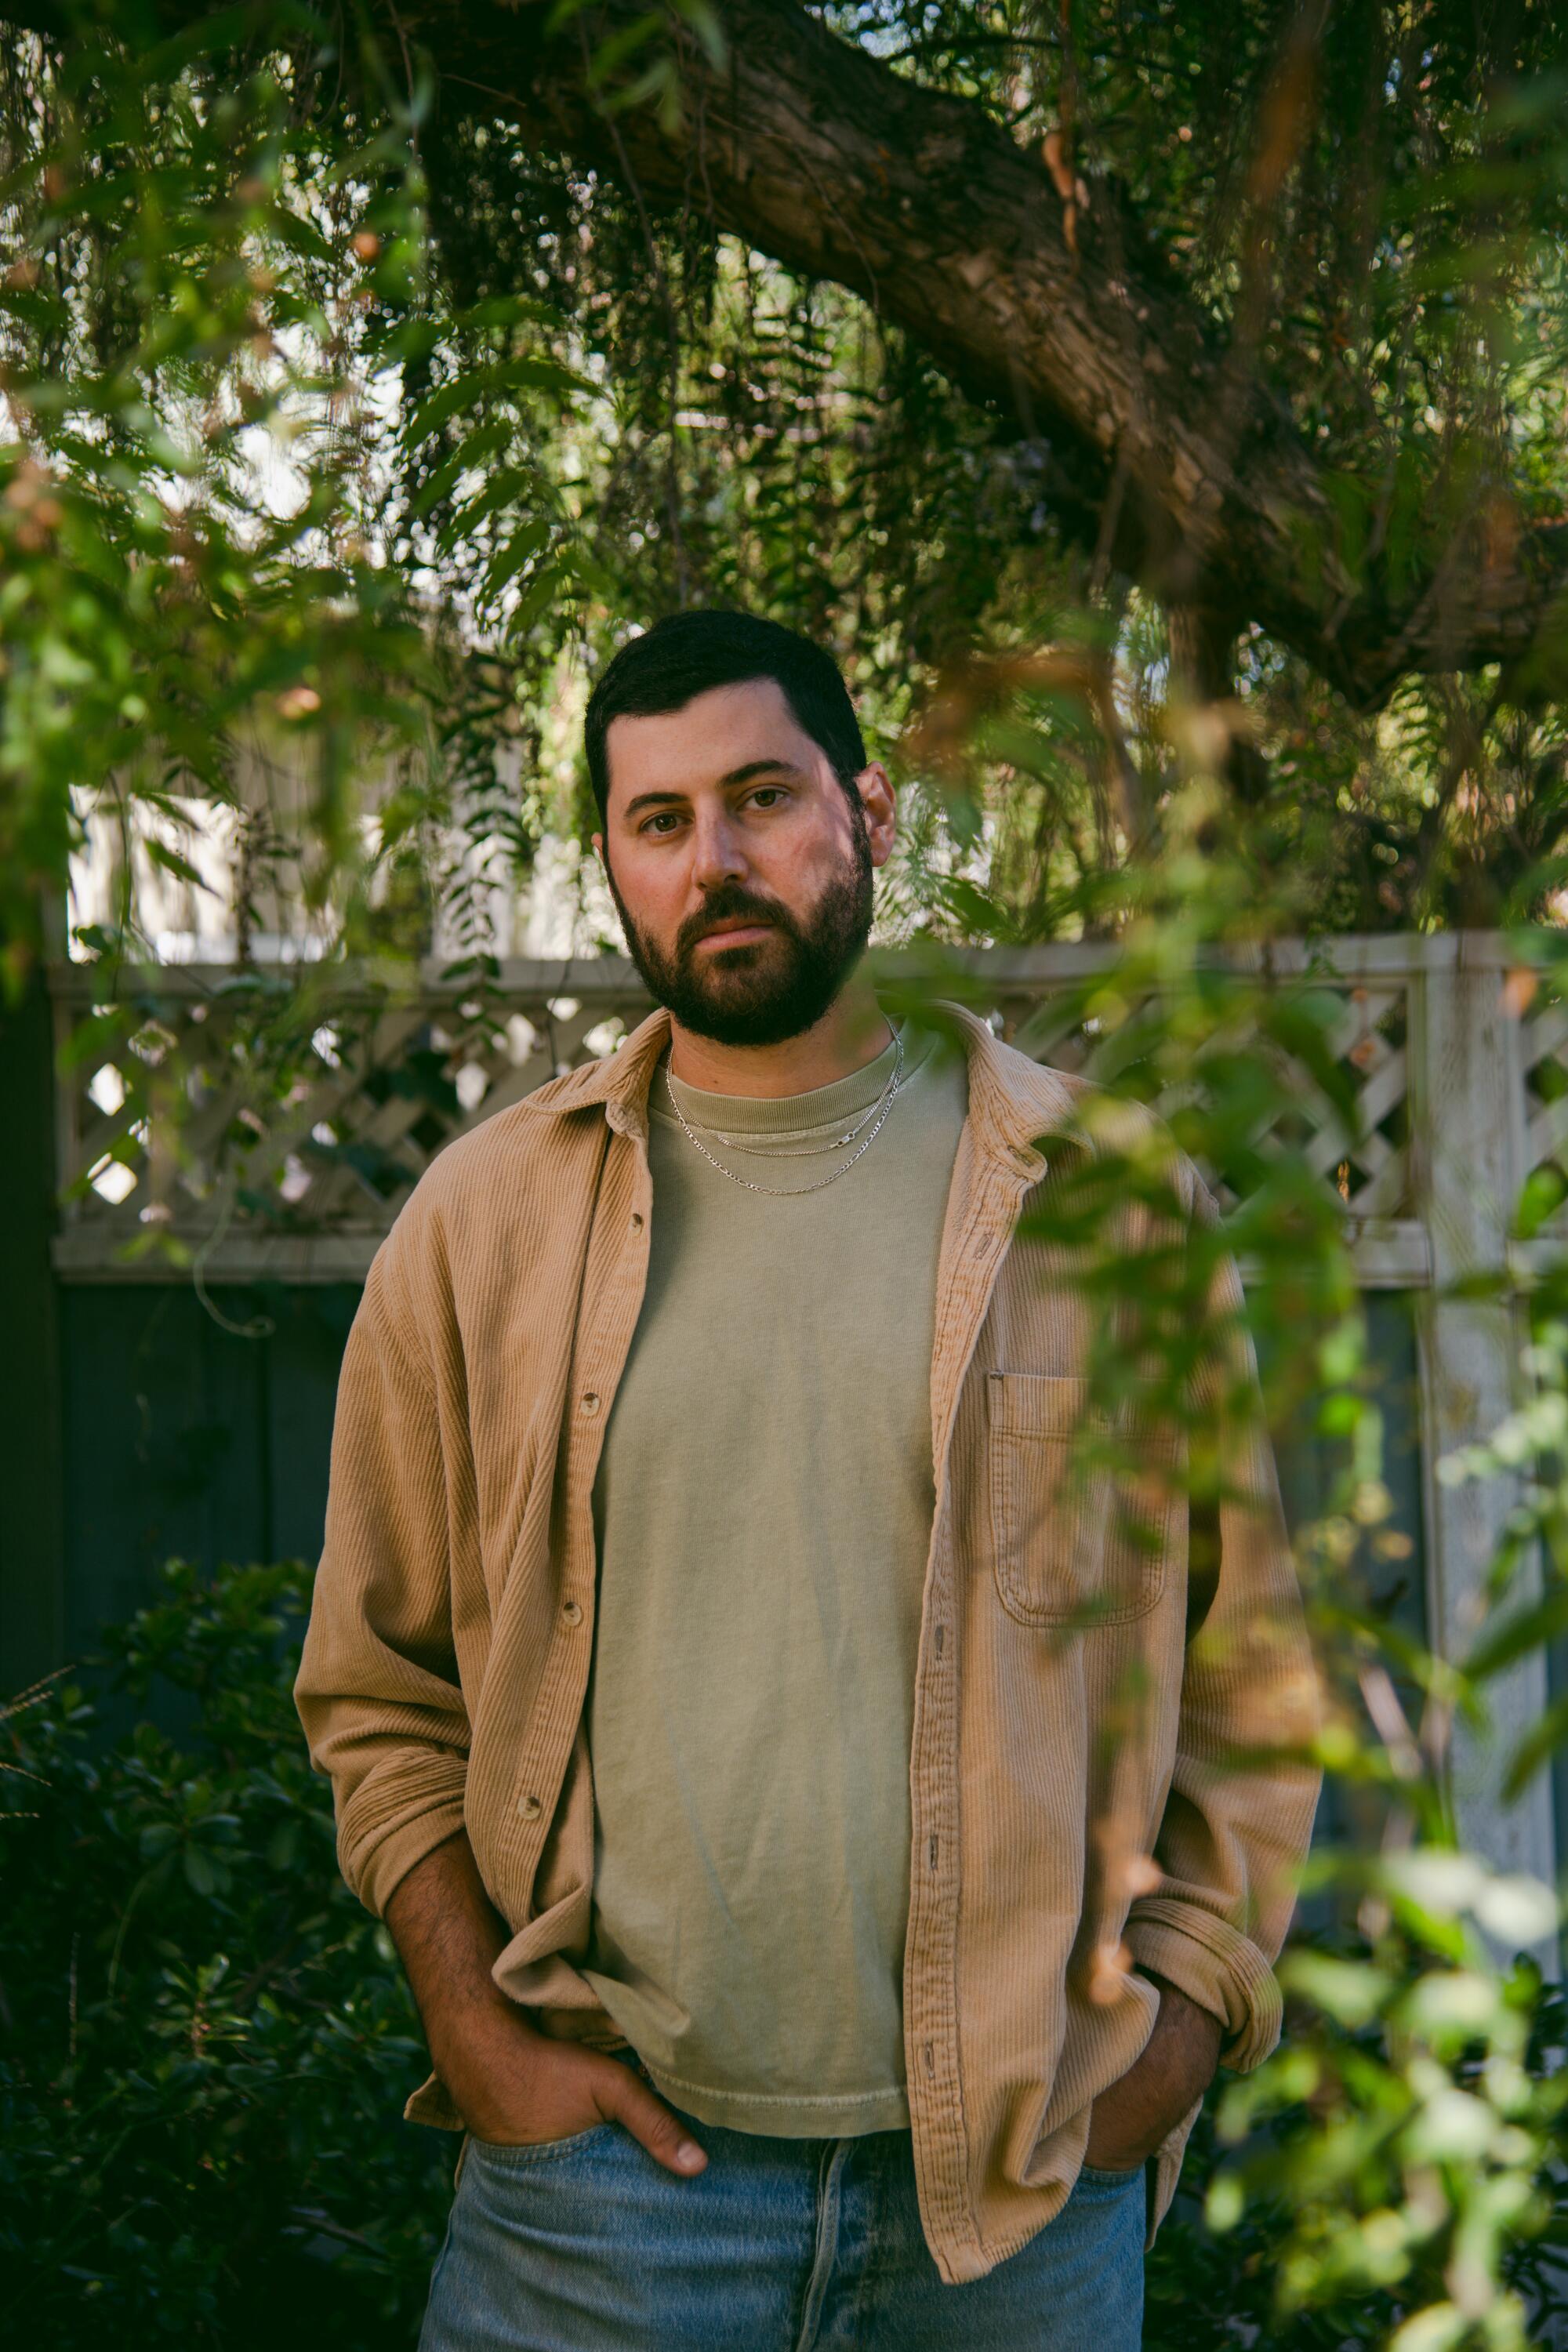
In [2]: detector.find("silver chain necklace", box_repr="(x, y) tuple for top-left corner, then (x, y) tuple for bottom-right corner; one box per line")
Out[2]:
(689, 1056), (910, 1159)
(665, 1027), (907, 1197)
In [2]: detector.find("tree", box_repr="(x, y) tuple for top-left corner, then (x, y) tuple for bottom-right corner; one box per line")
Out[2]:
(4, 0), (1566, 949)
(426, 0), (1568, 708)
(9, 0), (1568, 946)
(14, 0), (1568, 696)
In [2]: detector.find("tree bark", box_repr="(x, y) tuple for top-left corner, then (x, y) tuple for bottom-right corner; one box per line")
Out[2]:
(12, 0), (1568, 706)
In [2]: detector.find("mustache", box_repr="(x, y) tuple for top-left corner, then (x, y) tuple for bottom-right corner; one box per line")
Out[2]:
(676, 885), (797, 959)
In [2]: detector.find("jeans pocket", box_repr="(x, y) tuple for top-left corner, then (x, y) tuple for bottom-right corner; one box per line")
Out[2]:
(1077, 2158), (1146, 2189)
(464, 2122), (617, 2169)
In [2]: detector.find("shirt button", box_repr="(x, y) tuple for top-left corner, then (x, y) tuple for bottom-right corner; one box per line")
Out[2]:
(518, 1792), (543, 1820)
(580, 1392), (601, 1417)
(630, 1211), (644, 1232)
(561, 1599), (583, 1626)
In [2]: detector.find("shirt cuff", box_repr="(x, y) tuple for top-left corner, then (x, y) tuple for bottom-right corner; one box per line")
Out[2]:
(336, 1755), (470, 1919)
(1125, 1897), (1283, 2074)
(405, 2069), (466, 2130)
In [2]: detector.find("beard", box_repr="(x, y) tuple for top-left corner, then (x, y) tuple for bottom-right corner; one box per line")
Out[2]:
(606, 808), (874, 1049)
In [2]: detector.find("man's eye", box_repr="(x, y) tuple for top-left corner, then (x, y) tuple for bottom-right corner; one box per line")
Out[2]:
(749, 786), (786, 808)
(641, 811), (683, 834)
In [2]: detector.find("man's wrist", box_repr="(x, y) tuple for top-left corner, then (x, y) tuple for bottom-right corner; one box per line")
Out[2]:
(1084, 1969), (1225, 2169)
(425, 1976), (539, 2092)
(1142, 1971), (1225, 2063)
(383, 1830), (538, 2107)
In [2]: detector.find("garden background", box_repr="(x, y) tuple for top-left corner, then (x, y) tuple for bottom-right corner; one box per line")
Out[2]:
(5, 2), (1568, 2346)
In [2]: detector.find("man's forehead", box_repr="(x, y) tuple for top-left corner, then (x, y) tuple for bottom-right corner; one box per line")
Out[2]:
(604, 677), (821, 798)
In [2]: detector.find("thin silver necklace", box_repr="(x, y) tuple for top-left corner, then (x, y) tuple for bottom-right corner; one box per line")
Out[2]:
(691, 1049), (912, 1159)
(665, 1028), (907, 1196)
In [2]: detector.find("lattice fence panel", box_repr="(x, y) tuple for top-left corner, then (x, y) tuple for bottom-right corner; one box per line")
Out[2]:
(993, 974), (1411, 1221)
(1521, 981), (1568, 1213)
(51, 953), (1417, 1266)
(53, 971), (653, 1253)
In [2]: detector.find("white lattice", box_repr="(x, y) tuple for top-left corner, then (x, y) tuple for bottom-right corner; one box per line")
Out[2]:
(53, 963), (652, 1257)
(997, 973), (1411, 1220)
(1521, 983), (1568, 1197)
(49, 944), (1421, 1274)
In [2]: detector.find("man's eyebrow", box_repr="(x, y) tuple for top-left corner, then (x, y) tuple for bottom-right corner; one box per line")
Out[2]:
(621, 788), (688, 818)
(718, 757), (806, 786)
(619, 759), (806, 819)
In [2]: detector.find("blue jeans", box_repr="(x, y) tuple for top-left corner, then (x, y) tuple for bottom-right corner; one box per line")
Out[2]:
(417, 2054), (1145, 2351)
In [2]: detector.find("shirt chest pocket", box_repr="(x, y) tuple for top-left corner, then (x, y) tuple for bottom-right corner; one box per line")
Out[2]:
(986, 1371), (1177, 1629)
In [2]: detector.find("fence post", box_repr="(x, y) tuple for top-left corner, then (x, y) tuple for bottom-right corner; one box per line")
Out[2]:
(1414, 935), (1558, 1907)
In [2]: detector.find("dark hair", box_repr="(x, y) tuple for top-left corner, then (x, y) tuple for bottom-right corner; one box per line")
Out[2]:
(583, 608), (867, 822)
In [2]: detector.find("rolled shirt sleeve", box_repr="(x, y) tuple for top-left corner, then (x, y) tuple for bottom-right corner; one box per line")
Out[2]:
(294, 1226), (470, 1918)
(1126, 1178), (1323, 2073)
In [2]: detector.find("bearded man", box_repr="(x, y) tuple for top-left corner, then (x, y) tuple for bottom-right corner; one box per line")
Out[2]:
(295, 608), (1319, 2350)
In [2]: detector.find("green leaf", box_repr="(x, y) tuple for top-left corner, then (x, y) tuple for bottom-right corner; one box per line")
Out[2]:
(481, 518), (552, 598)
(503, 561), (568, 639)
(1466, 1581), (1568, 1680)
(1503, 1691), (1568, 1799)
(1278, 1951), (1388, 2027)
(403, 357), (591, 446)
(183, 1844), (219, 1896)
(143, 838), (212, 890)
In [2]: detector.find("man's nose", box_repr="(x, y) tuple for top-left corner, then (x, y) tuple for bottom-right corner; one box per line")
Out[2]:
(690, 811), (747, 894)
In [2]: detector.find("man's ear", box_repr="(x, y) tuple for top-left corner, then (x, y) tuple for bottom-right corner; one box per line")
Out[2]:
(855, 762), (898, 866)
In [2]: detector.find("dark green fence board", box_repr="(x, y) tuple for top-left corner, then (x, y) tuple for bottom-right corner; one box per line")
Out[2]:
(0, 975), (66, 1697)
(56, 1284), (361, 1679)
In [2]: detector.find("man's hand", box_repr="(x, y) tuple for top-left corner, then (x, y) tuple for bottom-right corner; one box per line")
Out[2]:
(1084, 1976), (1223, 2172)
(383, 1831), (707, 2178)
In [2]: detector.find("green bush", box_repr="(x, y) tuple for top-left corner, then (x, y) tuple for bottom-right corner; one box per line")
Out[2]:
(0, 1559), (452, 2351)
(4, 1558), (1564, 2349)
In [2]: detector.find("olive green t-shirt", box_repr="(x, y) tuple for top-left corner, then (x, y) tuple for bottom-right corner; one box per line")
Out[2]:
(583, 1019), (969, 2136)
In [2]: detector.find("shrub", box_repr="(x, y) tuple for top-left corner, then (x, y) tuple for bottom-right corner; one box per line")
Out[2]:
(0, 1559), (451, 2351)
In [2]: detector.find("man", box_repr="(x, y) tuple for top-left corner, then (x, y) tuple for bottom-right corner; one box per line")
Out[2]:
(295, 609), (1320, 2350)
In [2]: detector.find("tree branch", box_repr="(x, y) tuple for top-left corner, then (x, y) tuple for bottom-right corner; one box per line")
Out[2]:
(418, 0), (1568, 705)
(10, 0), (1568, 706)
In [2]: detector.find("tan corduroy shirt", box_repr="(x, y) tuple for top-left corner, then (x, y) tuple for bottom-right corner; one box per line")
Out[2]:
(294, 1001), (1320, 2286)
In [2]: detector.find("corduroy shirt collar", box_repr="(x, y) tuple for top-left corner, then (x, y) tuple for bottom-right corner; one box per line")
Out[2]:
(524, 996), (1079, 1174)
